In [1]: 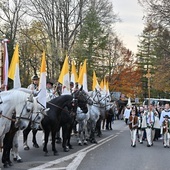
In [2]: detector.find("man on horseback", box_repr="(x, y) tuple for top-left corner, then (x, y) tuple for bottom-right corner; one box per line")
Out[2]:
(46, 81), (57, 100)
(27, 75), (39, 91)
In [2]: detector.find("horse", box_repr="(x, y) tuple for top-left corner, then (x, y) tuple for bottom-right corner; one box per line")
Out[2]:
(95, 91), (111, 137)
(58, 89), (93, 152)
(41, 88), (89, 156)
(22, 91), (52, 150)
(104, 102), (118, 130)
(81, 89), (110, 144)
(10, 96), (48, 162)
(76, 107), (90, 146)
(0, 89), (36, 168)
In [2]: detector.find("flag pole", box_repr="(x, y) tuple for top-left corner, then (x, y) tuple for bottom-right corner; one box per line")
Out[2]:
(2, 38), (9, 91)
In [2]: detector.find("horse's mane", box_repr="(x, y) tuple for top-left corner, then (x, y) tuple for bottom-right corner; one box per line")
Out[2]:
(47, 95), (73, 107)
(0, 90), (29, 104)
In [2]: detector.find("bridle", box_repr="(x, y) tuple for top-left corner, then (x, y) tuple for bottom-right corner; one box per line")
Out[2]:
(47, 98), (77, 114)
(0, 100), (33, 122)
(16, 100), (34, 121)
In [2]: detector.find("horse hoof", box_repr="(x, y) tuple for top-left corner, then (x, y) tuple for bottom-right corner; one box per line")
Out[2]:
(13, 158), (17, 161)
(33, 143), (39, 148)
(3, 163), (9, 168)
(8, 161), (13, 166)
(78, 142), (82, 146)
(69, 145), (73, 149)
(56, 138), (62, 144)
(94, 140), (98, 144)
(54, 151), (59, 156)
(63, 148), (69, 152)
(97, 134), (102, 137)
(24, 146), (30, 150)
(44, 152), (48, 156)
(17, 159), (23, 163)
(84, 141), (88, 145)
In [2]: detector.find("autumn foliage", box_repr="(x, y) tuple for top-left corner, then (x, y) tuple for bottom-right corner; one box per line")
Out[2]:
(109, 48), (143, 98)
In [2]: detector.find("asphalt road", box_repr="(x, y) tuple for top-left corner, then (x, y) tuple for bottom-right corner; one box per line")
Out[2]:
(0, 120), (169, 170)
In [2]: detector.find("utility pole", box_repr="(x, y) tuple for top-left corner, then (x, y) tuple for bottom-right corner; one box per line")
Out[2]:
(144, 69), (152, 106)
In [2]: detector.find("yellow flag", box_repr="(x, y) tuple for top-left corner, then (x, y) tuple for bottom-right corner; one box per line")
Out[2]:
(78, 63), (83, 79)
(78, 60), (86, 85)
(58, 56), (70, 93)
(100, 79), (104, 90)
(40, 51), (46, 73)
(8, 43), (21, 88)
(106, 81), (110, 94)
(8, 43), (19, 80)
(71, 60), (78, 83)
(92, 71), (99, 91)
(77, 59), (88, 92)
(104, 77), (107, 91)
(38, 51), (47, 107)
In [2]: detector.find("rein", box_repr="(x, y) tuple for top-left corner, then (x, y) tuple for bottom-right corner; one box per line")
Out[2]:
(16, 101), (33, 121)
(0, 101), (33, 122)
(0, 112), (16, 122)
(47, 100), (76, 114)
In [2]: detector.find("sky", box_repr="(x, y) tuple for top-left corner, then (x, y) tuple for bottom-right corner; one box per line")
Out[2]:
(111, 0), (145, 53)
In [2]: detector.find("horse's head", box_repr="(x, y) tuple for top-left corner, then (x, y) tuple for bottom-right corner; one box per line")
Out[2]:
(29, 96), (49, 129)
(72, 87), (90, 113)
(92, 89), (103, 103)
(15, 93), (35, 130)
(92, 89), (111, 109)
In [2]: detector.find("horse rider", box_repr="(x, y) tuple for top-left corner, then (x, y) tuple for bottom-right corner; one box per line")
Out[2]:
(46, 81), (57, 100)
(27, 75), (39, 91)
(70, 81), (74, 94)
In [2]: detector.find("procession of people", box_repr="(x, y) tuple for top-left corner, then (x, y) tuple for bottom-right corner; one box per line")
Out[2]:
(124, 100), (170, 148)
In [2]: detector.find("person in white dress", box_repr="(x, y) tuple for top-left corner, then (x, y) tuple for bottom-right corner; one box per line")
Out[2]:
(124, 105), (132, 125)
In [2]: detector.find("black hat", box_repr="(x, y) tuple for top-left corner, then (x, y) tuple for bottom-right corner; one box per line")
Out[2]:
(70, 82), (74, 86)
(164, 115), (170, 119)
(32, 75), (39, 80)
(46, 81), (53, 86)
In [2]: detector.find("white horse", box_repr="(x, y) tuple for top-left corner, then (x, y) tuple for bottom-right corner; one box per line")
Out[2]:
(76, 106), (90, 145)
(0, 89), (36, 167)
(0, 89), (35, 137)
(22, 91), (53, 151)
(13, 91), (48, 162)
(0, 89), (47, 166)
(76, 89), (109, 144)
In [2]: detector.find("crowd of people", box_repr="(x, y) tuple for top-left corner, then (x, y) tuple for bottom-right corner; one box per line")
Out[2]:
(26, 74), (79, 100)
(1, 74), (170, 149)
(124, 102), (170, 148)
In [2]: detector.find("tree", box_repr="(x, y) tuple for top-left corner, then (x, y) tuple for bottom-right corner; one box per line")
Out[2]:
(72, 0), (118, 89)
(0, 0), (28, 88)
(0, 0), (27, 57)
(136, 20), (170, 98)
(150, 25), (170, 95)
(138, 0), (170, 28)
(110, 47), (142, 98)
(136, 22), (159, 98)
(25, 0), (88, 71)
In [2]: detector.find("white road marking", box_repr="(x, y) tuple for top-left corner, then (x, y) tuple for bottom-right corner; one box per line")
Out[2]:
(28, 133), (119, 170)
(66, 152), (87, 170)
